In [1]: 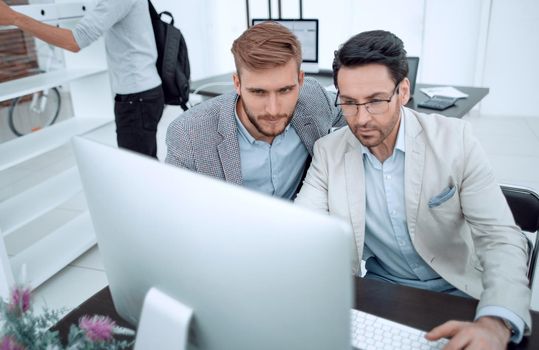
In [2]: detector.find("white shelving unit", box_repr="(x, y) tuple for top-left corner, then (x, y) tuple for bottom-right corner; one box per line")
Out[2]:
(0, 68), (107, 102)
(0, 2), (113, 299)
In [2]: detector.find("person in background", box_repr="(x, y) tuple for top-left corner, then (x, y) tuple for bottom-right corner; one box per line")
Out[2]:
(0, 0), (164, 158)
(165, 21), (344, 199)
(295, 30), (531, 349)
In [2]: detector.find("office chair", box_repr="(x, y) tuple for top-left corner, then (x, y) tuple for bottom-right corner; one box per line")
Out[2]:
(500, 184), (539, 286)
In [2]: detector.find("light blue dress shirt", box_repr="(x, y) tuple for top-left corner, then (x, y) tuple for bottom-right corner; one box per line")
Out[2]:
(235, 112), (308, 200)
(361, 108), (524, 342)
(362, 112), (457, 292)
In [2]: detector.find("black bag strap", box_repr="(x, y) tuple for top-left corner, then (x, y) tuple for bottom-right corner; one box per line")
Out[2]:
(162, 29), (181, 99)
(159, 11), (174, 26)
(148, 0), (158, 20)
(148, 0), (174, 25)
(147, 0), (189, 110)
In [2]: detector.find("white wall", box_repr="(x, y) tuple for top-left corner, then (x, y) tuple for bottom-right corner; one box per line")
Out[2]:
(153, 0), (247, 81)
(199, 0), (426, 72)
(480, 0), (539, 117)
(421, 0), (487, 86)
(154, 0), (537, 117)
(153, 0), (212, 80)
(204, 0), (246, 78)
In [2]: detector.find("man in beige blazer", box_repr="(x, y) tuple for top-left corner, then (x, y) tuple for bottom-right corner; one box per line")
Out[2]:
(295, 30), (531, 349)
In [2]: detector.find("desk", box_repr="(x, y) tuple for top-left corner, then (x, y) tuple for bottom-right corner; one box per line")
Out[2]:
(190, 70), (489, 119)
(53, 278), (538, 349)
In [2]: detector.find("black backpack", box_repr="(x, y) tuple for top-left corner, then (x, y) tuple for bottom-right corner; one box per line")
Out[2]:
(148, 0), (190, 110)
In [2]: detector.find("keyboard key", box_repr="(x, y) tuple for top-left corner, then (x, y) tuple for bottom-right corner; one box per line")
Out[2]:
(351, 309), (448, 350)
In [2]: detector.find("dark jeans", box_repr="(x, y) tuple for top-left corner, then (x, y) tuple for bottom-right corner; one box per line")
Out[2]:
(114, 85), (165, 158)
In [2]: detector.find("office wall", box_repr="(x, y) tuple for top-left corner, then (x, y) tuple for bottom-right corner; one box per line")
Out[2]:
(420, 0), (487, 87)
(480, 0), (539, 117)
(289, 0), (426, 69)
(158, 0), (427, 79)
(190, 0), (426, 75)
(147, 0), (537, 117)
(152, 0), (214, 81)
(150, 0), (249, 81)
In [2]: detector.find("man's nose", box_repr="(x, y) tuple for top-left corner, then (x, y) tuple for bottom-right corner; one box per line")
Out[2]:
(265, 94), (280, 115)
(355, 105), (372, 126)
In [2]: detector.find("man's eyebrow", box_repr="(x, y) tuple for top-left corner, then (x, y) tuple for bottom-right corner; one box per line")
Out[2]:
(246, 84), (297, 92)
(246, 87), (267, 92)
(278, 84), (297, 90)
(340, 91), (390, 101)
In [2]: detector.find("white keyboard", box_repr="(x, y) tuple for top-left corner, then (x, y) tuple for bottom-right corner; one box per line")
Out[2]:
(351, 309), (449, 350)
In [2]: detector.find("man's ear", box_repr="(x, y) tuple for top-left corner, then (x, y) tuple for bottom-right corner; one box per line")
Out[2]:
(399, 77), (411, 105)
(233, 72), (241, 95)
(298, 70), (305, 87)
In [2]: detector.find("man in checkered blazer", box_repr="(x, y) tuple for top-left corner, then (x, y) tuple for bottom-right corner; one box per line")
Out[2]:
(166, 21), (344, 199)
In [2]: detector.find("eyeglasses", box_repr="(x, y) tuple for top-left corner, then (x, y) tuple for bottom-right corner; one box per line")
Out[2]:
(335, 83), (400, 117)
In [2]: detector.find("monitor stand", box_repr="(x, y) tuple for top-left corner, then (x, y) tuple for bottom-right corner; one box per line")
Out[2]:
(135, 288), (193, 350)
(302, 62), (319, 74)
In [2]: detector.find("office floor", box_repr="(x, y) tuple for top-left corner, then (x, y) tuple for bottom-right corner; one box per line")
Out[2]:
(1, 106), (538, 317)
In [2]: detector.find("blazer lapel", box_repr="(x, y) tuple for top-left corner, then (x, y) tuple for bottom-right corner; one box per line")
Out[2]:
(217, 95), (243, 185)
(404, 112), (425, 240)
(291, 107), (323, 156)
(344, 129), (366, 270)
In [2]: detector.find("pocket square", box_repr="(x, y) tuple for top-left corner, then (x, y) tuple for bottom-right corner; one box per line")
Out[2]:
(428, 186), (456, 208)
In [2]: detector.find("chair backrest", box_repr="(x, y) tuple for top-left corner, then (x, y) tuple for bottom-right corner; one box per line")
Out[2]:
(501, 184), (539, 285)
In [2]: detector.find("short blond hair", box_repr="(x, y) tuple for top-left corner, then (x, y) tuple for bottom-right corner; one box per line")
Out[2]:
(231, 21), (302, 74)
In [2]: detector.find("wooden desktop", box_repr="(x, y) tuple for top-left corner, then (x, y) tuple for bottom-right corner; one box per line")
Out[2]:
(52, 278), (538, 349)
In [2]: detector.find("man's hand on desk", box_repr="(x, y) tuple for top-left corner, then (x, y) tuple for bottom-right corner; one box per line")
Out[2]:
(426, 316), (510, 349)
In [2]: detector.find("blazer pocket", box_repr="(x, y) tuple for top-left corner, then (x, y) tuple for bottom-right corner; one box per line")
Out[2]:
(428, 186), (456, 208)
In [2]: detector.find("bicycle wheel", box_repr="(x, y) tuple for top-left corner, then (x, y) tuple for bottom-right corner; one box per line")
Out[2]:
(8, 87), (62, 137)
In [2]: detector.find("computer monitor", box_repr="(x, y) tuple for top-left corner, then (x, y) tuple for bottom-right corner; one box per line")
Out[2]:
(252, 18), (319, 73)
(73, 137), (353, 350)
(407, 56), (420, 95)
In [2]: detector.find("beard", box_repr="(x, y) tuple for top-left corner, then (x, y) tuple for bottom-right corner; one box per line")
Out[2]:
(351, 108), (401, 148)
(241, 99), (295, 138)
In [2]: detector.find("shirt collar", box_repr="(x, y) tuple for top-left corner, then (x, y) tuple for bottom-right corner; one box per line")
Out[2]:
(395, 107), (406, 153)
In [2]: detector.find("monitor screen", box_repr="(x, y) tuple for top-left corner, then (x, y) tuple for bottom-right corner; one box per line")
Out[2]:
(73, 137), (353, 350)
(251, 18), (319, 63)
(407, 56), (420, 95)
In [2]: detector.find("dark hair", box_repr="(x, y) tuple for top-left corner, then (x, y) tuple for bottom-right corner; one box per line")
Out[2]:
(332, 30), (408, 89)
(231, 21), (302, 74)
